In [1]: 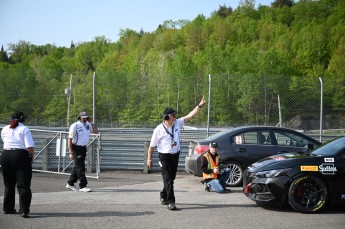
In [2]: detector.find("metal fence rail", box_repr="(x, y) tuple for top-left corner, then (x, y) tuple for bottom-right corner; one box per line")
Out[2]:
(0, 128), (101, 178)
(99, 128), (219, 172)
(0, 127), (342, 177)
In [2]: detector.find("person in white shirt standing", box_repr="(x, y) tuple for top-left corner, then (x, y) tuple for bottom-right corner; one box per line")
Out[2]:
(146, 96), (206, 210)
(65, 111), (98, 192)
(1, 111), (35, 218)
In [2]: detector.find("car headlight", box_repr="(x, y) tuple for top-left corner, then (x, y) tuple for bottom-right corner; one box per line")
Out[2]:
(255, 168), (291, 178)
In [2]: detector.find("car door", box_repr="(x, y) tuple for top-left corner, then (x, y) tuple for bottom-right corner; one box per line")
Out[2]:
(230, 129), (277, 167)
(322, 150), (345, 205)
(271, 130), (313, 154)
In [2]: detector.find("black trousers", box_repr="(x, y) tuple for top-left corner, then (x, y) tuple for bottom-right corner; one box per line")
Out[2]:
(68, 145), (87, 189)
(0, 149), (32, 213)
(159, 152), (180, 204)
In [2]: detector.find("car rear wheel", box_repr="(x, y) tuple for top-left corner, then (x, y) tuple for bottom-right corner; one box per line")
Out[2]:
(288, 176), (329, 213)
(223, 162), (244, 187)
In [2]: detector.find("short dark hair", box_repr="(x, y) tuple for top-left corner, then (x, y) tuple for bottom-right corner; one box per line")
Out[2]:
(11, 111), (27, 122)
(162, 108), (177, 116)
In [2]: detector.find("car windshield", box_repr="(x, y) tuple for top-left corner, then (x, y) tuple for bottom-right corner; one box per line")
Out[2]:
(311, 137), (345, 156)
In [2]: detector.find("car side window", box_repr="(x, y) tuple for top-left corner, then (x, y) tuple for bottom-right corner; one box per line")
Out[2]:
(274, 131), (308, 147)
(260, 131), (271, 145)
(232, 131), (271, 145)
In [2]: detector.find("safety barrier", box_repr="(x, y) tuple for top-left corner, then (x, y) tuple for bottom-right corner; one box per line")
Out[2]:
(1, 127), (338, 178)
(0, 128), (101, 179)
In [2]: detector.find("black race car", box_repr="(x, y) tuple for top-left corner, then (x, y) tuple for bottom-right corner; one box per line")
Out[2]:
(243, 136), (345, 213)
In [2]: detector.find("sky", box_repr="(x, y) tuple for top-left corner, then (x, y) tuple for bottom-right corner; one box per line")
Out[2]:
(0, 0), (273, 51)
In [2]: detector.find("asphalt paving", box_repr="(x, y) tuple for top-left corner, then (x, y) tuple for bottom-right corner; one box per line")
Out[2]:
(0, 170), (344, 229)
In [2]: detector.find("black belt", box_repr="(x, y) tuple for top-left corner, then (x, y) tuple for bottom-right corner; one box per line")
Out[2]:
(73, 144), (86, 147)
(159, 151), (180, 155)
(4, 148), (21, 151)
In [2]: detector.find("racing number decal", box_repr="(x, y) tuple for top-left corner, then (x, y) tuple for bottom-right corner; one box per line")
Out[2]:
(235, 136), (242, 144)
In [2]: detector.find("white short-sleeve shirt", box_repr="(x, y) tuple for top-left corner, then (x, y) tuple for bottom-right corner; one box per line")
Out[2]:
(150, 118), (184, 154)
(69, 120), (93, 146)
(1, 123), (35, 149)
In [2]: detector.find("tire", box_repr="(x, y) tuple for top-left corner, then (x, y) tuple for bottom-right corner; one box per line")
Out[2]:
(223, 161), (244, 187)
(288, 176), (329, 213)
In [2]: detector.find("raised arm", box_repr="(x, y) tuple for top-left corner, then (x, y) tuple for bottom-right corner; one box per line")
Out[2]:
(182, 96), (206, 123)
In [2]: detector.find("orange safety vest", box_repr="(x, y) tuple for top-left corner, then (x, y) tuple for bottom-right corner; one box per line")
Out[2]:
(202, 152), (219, 180)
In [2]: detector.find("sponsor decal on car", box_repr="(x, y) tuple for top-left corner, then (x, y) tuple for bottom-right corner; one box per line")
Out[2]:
(324, 158), (334, 162)
(269, 156), (285, 161)
(319, 163), (337, 175)
(300, 165), (318, 171)
(252, 162), (262, 167)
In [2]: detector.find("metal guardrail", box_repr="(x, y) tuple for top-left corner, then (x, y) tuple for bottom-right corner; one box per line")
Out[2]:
(0, 127), (215, 174)
(0, 128), (101, 178)
(0, 127), (342, 175)
(99, 128), (218, 172)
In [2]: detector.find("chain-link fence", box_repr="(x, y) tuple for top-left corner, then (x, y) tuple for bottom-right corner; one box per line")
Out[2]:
(1, 71), (345, 178)
(0, 127), (220, 174)
(0, 128), (101, 178)
(1, 127), (342, 176)
(0, 71), (344, 133)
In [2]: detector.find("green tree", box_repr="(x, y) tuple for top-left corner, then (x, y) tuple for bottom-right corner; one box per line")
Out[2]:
(327, 37), (345, 109)
(213, 5), (233, 18)
(272, 0), (294, 8)
(74, 36), (110, 74)
(0, 45), (9, 62)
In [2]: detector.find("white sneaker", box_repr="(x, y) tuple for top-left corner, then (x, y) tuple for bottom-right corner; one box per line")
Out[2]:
(66, 183), (77, 191)
(79, 187), (91, 192)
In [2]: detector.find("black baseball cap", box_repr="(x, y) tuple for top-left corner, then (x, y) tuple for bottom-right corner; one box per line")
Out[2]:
(78, 111), (90, 119)
(11, 111), (28, 121)
(209, 142), (218, 148)
(163, 108), (177, 115)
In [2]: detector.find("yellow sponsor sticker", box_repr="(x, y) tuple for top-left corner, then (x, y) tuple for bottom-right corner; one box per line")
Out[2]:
(300, 166), (318, 171)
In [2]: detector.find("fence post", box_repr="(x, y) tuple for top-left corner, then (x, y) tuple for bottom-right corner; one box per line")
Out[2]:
(42, 138), (49, 171)
(143, 141), (150, 174)
(87, 136), (97, 173)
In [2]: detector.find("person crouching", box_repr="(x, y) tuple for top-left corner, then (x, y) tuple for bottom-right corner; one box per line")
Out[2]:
(201, 142), (231, 193)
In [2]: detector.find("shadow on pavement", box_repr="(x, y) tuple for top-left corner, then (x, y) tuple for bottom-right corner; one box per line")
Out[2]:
(26, 211), (155, 218)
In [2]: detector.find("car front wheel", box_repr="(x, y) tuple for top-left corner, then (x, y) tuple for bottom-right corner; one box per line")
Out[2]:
(288, 175), (329, 213)
(223, 161), (244, 187)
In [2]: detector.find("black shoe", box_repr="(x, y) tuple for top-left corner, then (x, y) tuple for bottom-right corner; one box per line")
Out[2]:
(167, 203), (177, 210)
(204, 183), (210, 192)
(223, 188), (231, 193)
(21, 212), (29, 218)
(160, 198), (168, 205)
(4, 209), (16, 214)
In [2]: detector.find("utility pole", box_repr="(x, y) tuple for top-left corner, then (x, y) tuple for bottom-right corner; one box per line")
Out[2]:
(93, 72), (96, 124)
(319, 77), (323, 142)
(65, 74), (73, 127)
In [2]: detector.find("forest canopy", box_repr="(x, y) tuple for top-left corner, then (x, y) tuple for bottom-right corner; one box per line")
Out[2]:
(0, 0), (344, 130)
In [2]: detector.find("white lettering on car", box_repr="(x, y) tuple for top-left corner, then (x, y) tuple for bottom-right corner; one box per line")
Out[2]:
(319, 163), (337, 175)
(324, 158), (334, 162)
